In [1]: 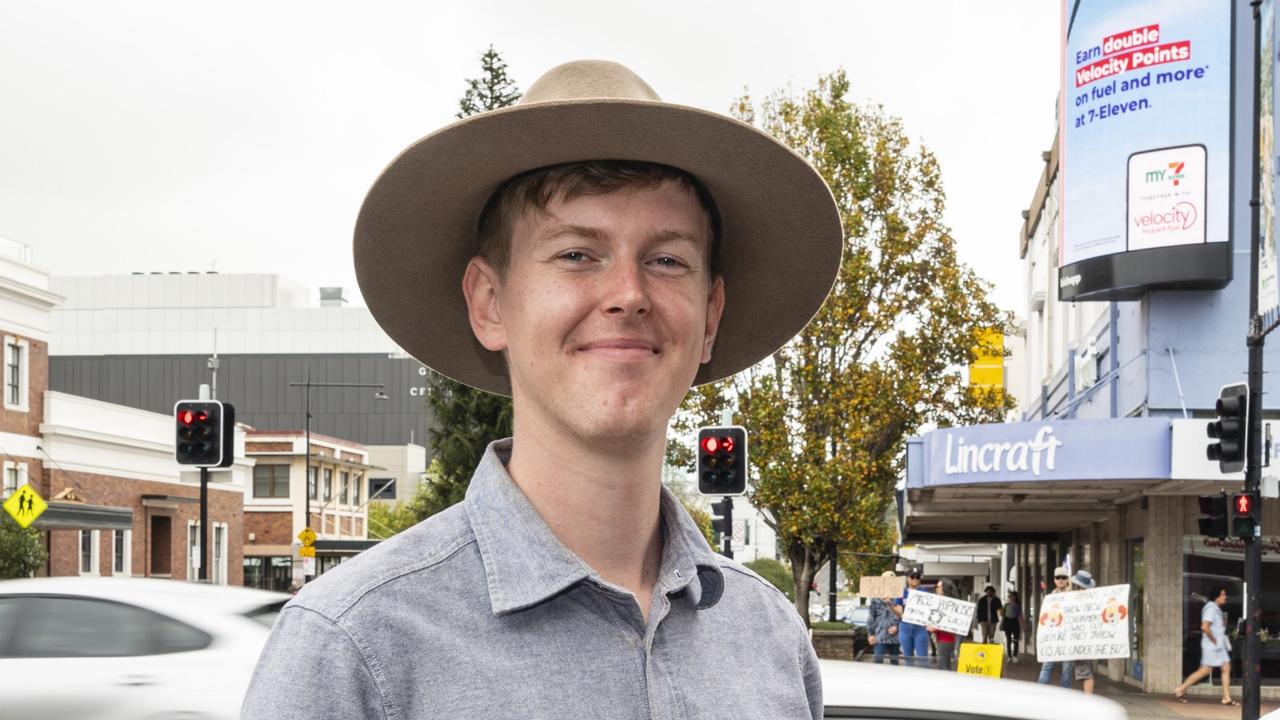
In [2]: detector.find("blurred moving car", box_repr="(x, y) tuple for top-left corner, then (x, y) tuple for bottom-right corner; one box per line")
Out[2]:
(0, 577), (289, 720)
(821, 658), (1128, 719)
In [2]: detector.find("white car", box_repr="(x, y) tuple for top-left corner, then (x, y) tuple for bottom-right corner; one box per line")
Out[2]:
(0, 577), (290, 720)
(821, 659), (1128, 719)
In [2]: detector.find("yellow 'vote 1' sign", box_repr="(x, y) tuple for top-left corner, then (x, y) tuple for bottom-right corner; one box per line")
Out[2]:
(957, 643), (1004, 678)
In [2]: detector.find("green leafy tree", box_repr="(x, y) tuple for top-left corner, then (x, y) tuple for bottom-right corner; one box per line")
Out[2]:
(0, 515), (46, 579)
(744, 558), (794, 601)
(457, 45), (521, 119)
(415, 47), (521, 522)
(673, 70), (1011, 624)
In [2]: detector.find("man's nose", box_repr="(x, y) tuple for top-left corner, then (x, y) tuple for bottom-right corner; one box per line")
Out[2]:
(603, 259), (651, 316)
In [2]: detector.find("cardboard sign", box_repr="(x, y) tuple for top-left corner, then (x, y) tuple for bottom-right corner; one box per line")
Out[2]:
(901, 590), (976, 635)
(858, 575), (905, 598)
(1035, 584), (1131, 662)
(957, 643), (1004, 678)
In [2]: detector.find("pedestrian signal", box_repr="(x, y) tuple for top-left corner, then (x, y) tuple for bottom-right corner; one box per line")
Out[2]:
(1231, 492), (1259, 539)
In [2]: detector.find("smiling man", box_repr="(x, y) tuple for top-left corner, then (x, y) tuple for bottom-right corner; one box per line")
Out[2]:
(242, 60), (842, 719)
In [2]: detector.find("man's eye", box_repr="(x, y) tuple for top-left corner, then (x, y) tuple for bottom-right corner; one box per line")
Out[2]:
(652, 256), (686, 268)
(558, 251), (587, 262)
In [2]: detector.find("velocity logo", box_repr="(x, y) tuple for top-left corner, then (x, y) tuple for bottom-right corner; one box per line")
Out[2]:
(1144, 161), (1186, 187)
(1132, 201), (1198, 231)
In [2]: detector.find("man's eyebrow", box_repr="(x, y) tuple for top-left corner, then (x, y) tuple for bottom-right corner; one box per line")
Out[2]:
(538, 223), (605, 242)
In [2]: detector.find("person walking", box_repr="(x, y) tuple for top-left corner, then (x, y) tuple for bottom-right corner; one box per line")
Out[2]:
(891, 568), (930, 668)
(1173, 586), (1238, 707)
(929, 579), (961, 671)
(869, 571), (902, 665)
(1037, 567), (1074, 688)
(975, 584), (1003, 645)
(1002, 590), (1025, 664)
(1069, 570), (1098, 694)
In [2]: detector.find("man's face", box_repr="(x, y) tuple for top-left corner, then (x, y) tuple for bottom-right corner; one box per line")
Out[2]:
(1216, 590), (1228, 606)
(1054, 573), (1069, 590)
(464, 181), (724, 449)
(907, 575), (921, 589)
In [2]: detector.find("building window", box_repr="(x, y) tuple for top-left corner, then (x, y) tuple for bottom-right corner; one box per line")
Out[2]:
(3, 337), (28, 411)
(213, 525), (225, 585)
(113, 529), (131, 576)
(369, 477), (396, 501)
(307, 466), (316, 502)
(79, 530), (99, 576)
(323, 469), (332, 502)
(352, 474), (362, 505)
(339, 471), (350, 505)
(253, 465), (290, 499)
(2, 462), (25, 499)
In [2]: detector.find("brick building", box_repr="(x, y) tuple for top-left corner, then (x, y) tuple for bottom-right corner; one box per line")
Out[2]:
(0, 240), (248, 583)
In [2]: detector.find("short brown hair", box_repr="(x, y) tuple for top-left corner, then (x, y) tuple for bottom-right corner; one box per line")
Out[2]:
(474, 160), (722, 279)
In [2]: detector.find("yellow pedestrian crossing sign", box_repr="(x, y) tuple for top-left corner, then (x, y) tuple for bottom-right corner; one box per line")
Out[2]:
(299, 545), (315, 558)
(4, 484), (48, 529)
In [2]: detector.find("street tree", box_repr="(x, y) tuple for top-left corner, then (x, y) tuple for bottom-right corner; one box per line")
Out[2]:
(0, 515), (46, 579)
(673, 70), (1011, 623)
(415, 47), (520, 522)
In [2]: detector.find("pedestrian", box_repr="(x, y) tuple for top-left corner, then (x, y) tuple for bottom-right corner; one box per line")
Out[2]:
(975, 584), (1003, 644)
(1002, 590), (1024, 663)
(1173, 586), (1238, 706)
(891, 568), (931, 668)
(241, 59), (843, 720)
(1068, 570), (1098, 694)
(928, 579), (961, 671)
(869, 571), (902, 665)
(1037, 566), (1074, 688)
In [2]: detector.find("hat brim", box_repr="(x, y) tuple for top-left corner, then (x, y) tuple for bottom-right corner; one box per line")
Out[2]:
(355, 98), (843, 396)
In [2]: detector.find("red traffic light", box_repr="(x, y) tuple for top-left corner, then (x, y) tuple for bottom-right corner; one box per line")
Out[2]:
(1235, 494), (1253, 515)
(701, 436), (720, 454)
(719, 436), (735, 453)
(178, 410), (194, 425)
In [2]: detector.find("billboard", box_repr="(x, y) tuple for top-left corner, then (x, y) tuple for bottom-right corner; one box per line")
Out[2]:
(1261, 0), (1279, 316)
(1059, 0), (1233, 301)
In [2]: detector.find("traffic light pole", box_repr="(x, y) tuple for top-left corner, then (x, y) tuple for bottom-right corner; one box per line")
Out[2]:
(199, 466), (208, 582)
(1243, 4), (1265, 715)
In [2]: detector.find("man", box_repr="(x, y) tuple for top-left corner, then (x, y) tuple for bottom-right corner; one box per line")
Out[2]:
(1068, 570), (1097, 694)
(891, 568), (930, 667)
(869, 571), (902, 665)
(241, 60), (842, 719)
(1037, 567), (1074, 688)
(975, 584), (1002, 645)
(1173, 586), (1238, 706)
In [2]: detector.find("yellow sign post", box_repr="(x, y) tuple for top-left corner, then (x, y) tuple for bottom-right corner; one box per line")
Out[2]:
(956, 643), (1004, 678)
(299, 545), (316, 558)
(3, 484), (48, 529)
(298, 527), (317, 547)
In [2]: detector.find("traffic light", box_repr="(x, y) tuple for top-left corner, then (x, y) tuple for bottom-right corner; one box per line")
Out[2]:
(697, 426), (747, 495)
(1206, 382), (1248, 473)
(1197, 493), (1229, 538)
(1231, 492), (1260, 539)
(174, 400), (235, 467)
(710, 497), (733, 542)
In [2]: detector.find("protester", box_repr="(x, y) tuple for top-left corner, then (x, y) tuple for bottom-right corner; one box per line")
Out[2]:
(928, 579), (961, 671)
(241, 59), (843, 719)
(892, 568), (930, 667)
(975, 584), (1003, 645)
(1002, 590), (1024, 663)
(1173, 586), (1238, 706)
(1037, 567), (1074, 688)
(1069, 570), (1098, 693)
(869, 571), (902, 665)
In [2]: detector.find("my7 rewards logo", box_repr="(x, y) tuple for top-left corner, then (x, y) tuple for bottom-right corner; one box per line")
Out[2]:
(1145, 161), (1187, 187)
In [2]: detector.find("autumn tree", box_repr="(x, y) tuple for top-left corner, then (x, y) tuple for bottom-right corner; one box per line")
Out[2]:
(673, 71), (1010, 623)
(414, 47), (520, 522)
(0, 515), (46, 579)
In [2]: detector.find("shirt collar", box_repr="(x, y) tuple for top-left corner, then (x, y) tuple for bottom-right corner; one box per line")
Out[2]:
(465, 439), (724, 615)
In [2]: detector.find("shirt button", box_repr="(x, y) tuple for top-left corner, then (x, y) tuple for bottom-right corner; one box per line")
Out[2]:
(674, 569), (682, 578)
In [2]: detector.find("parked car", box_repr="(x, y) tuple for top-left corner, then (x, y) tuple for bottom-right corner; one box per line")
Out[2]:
(821, 658), (1127, 719)
(840, 605), (871, 628)
(0, 577), (289, 720)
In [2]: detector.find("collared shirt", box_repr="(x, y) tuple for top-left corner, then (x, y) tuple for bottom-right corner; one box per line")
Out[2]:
(242, 439), (821, 719)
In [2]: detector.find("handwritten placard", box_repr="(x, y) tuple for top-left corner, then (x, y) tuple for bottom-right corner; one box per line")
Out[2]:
(1035, 584), (1131, 662)
(858, 575), (906, 598)
(901, 590), (975, 635)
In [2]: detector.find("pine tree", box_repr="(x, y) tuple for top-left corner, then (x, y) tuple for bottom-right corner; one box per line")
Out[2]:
(410, 47), (522, 524)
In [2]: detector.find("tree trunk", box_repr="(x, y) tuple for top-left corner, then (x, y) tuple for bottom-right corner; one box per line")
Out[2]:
(790, 541), (819, 625)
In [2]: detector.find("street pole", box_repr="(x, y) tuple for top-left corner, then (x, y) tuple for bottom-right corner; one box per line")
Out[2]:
(1244, 3), (1265, 716)
(199, 466), (208, 582)
(827, 547), (838, 623)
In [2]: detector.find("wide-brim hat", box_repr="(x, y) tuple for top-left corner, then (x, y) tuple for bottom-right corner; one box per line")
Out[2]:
(1070, 570), (1095, 589)
(354, 59), (843, 395)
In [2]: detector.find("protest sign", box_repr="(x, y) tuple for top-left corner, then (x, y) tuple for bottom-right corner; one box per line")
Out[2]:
(956, 643), (1004, 678)
(1035, 584), (1131, 662)
(901, 590), (975, 636)
(858, 575), (905, 598)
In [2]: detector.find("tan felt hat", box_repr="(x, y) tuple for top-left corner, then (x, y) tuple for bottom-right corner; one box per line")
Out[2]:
(354, 59), (843, 396)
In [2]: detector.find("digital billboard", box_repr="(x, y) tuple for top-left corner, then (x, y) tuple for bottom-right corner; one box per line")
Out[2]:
(1260, 0), (1279, 316)
(1059, 0), (1233, 302)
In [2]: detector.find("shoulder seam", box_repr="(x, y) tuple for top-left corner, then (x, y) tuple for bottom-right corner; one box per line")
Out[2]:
(285, 605), (398, 720)
(719, 561), (788, 598)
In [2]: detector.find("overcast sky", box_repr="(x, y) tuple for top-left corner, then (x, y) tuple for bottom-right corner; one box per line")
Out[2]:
(0, 0), (1059, 313)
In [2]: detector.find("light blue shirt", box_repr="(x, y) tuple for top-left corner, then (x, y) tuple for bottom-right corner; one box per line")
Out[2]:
(242, 439), (821, 719)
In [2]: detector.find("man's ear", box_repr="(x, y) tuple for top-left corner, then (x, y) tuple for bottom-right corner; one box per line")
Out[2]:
(462, 257), (508, 352)
(701, 275), (726, 364)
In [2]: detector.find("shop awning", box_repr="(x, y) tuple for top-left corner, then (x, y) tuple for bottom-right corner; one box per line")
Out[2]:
(315, 539), (380, 554)
(33, 502), (133, 531)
